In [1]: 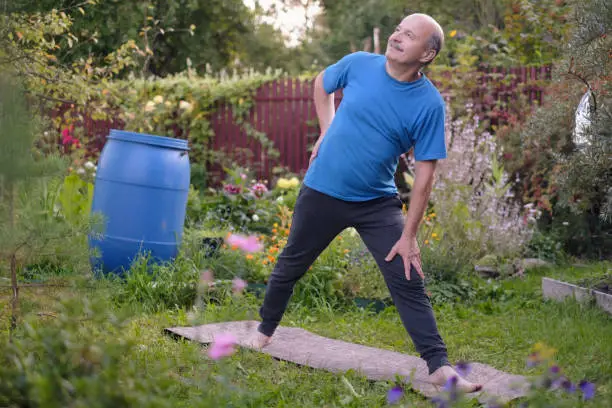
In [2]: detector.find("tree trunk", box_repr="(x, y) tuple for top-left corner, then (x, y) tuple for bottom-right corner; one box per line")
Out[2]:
(7, 182), (18, 336)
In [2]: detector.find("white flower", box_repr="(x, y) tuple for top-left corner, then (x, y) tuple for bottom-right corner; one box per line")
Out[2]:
(153, 95), (164, 104)
(77, 168), (86, 175)
(562, 222), (569, 226)
(84, 161), (96, 170)
(144, 101), (155, 112)
(276, 196), (284, 203)
(252, 214), (259, 222)
(179, 100), (193, 112)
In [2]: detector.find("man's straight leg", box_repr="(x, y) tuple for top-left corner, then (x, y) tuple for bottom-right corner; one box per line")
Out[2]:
(353, 195), (449, 374)
(258, 186), (348, 337)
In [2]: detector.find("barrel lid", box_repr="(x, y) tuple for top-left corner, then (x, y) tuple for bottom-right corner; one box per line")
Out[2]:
(108, 129), (189, 151)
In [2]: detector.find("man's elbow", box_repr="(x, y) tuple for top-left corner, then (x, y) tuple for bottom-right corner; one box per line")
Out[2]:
(314, 70), (329, 95)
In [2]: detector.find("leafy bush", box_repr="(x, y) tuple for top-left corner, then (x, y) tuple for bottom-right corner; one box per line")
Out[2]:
(0, 297), (180, 408)
(421, 103), (536, 266)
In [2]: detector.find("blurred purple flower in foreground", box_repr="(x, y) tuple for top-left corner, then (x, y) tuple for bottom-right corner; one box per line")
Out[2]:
(208, 332), (237, 360)
(232, 277), (247, 294)
(580, 380), (596, 401)
(226, 233), (263, 253)
(455, 361), (471, 378)
(386, 386), (403, 404)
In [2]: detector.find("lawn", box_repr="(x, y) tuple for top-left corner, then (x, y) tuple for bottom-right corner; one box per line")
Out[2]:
(2, 261), (610, 407)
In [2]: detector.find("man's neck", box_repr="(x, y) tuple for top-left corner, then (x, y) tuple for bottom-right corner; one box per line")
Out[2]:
(385, 60), (422, 83)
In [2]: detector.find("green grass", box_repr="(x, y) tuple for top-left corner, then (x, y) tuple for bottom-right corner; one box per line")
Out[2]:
(1, 263), (611, 407)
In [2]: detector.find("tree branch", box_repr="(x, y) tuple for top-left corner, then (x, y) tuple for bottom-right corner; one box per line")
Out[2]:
(565, 57), (598, 111)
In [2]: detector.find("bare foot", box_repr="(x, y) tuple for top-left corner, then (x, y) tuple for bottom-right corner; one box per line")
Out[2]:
(429, 365), (483, 393)
(245, 330), (272, 350)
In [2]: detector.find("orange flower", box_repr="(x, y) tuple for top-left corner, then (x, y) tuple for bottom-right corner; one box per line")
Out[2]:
(343, 249), (349, 254)
(246, 254), (254, 260)
(269, 247), (278, 254)
(284, 228), (290, 235)
(267, 255), (275, 262)
(231, 244), (238, 250)
(272, 228), (278, 234)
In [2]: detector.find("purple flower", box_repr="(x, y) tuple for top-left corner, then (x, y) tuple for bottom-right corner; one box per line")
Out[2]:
(443, 375), (458, 392)
(526, 352), (541, 367)
(560, 378), (576, 394)
(386, 386), (403, 404)
(549, 365), (560, 375)
(431, 396), (449, 408)
(579, 380), (595, 401)
(455, 361), (471, 378)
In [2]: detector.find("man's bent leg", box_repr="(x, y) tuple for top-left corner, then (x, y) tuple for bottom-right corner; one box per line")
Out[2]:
(258, 186), (348, 337)
(353, 195), (449, 374)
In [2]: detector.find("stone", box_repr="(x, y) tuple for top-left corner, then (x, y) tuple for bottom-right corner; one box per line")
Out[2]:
(520, 258), (551, 270)
(542, 277), (612, 316)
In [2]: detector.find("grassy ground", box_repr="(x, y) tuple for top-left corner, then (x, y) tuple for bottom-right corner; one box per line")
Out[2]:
(1, 263), (611, 407)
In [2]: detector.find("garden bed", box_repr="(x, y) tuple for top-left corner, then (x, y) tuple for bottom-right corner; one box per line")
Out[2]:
(542, 276), (612, 315)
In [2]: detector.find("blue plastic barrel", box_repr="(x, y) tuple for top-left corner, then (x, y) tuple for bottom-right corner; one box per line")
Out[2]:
(88, 129), (190, 276)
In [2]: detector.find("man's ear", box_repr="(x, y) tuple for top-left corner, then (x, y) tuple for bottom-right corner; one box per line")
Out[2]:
(420, 48), (437, 65)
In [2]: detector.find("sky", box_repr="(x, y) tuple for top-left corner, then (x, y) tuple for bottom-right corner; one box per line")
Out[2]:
(243, 0), (321, 46)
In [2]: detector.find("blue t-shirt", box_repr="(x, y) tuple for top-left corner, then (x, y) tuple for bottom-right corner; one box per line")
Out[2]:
(303, 51), (447, 201)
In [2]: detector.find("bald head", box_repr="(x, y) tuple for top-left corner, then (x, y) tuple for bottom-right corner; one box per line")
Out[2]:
(402, 13), (444, 65)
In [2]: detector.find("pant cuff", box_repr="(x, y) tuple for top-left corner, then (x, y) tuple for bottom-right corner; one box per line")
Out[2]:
(427, 354), (450, 375)
(257, 322), (277, 337)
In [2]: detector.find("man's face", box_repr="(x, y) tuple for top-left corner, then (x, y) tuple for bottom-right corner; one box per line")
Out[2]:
(385, 15), (435, 66)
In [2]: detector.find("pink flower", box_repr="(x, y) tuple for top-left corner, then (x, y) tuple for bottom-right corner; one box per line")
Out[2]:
(223, 183), (242, 195)
(226, 233), (263, 253)
(232, 277), (247, 294)
(250, 182), (268, 198)
(200, 270), (214, 288)
(208, 332), (237, 360)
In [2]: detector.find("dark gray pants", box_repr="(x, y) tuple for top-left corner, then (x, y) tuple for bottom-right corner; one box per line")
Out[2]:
(258, 185), (449, 374)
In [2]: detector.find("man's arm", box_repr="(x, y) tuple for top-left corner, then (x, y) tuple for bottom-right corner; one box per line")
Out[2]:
(310, 70), (335, 164)
(385, 159), (437, 280)
(313, 70), (335, 135)
(402, 160), (437, 239)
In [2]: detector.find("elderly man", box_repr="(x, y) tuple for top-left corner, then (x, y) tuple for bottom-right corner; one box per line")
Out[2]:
(248, 13), (482, 393)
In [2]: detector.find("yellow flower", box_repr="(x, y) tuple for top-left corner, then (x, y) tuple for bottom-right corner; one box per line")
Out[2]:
(277, 178), (290, 189)
(449, 30), (457, 38)
(432, 233), (438, 238)
(425, 240), (429, 245)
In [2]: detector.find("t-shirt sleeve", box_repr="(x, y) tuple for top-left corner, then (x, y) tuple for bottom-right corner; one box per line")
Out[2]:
(322, 52), (364, 94)
(412, 102), (447, 161)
